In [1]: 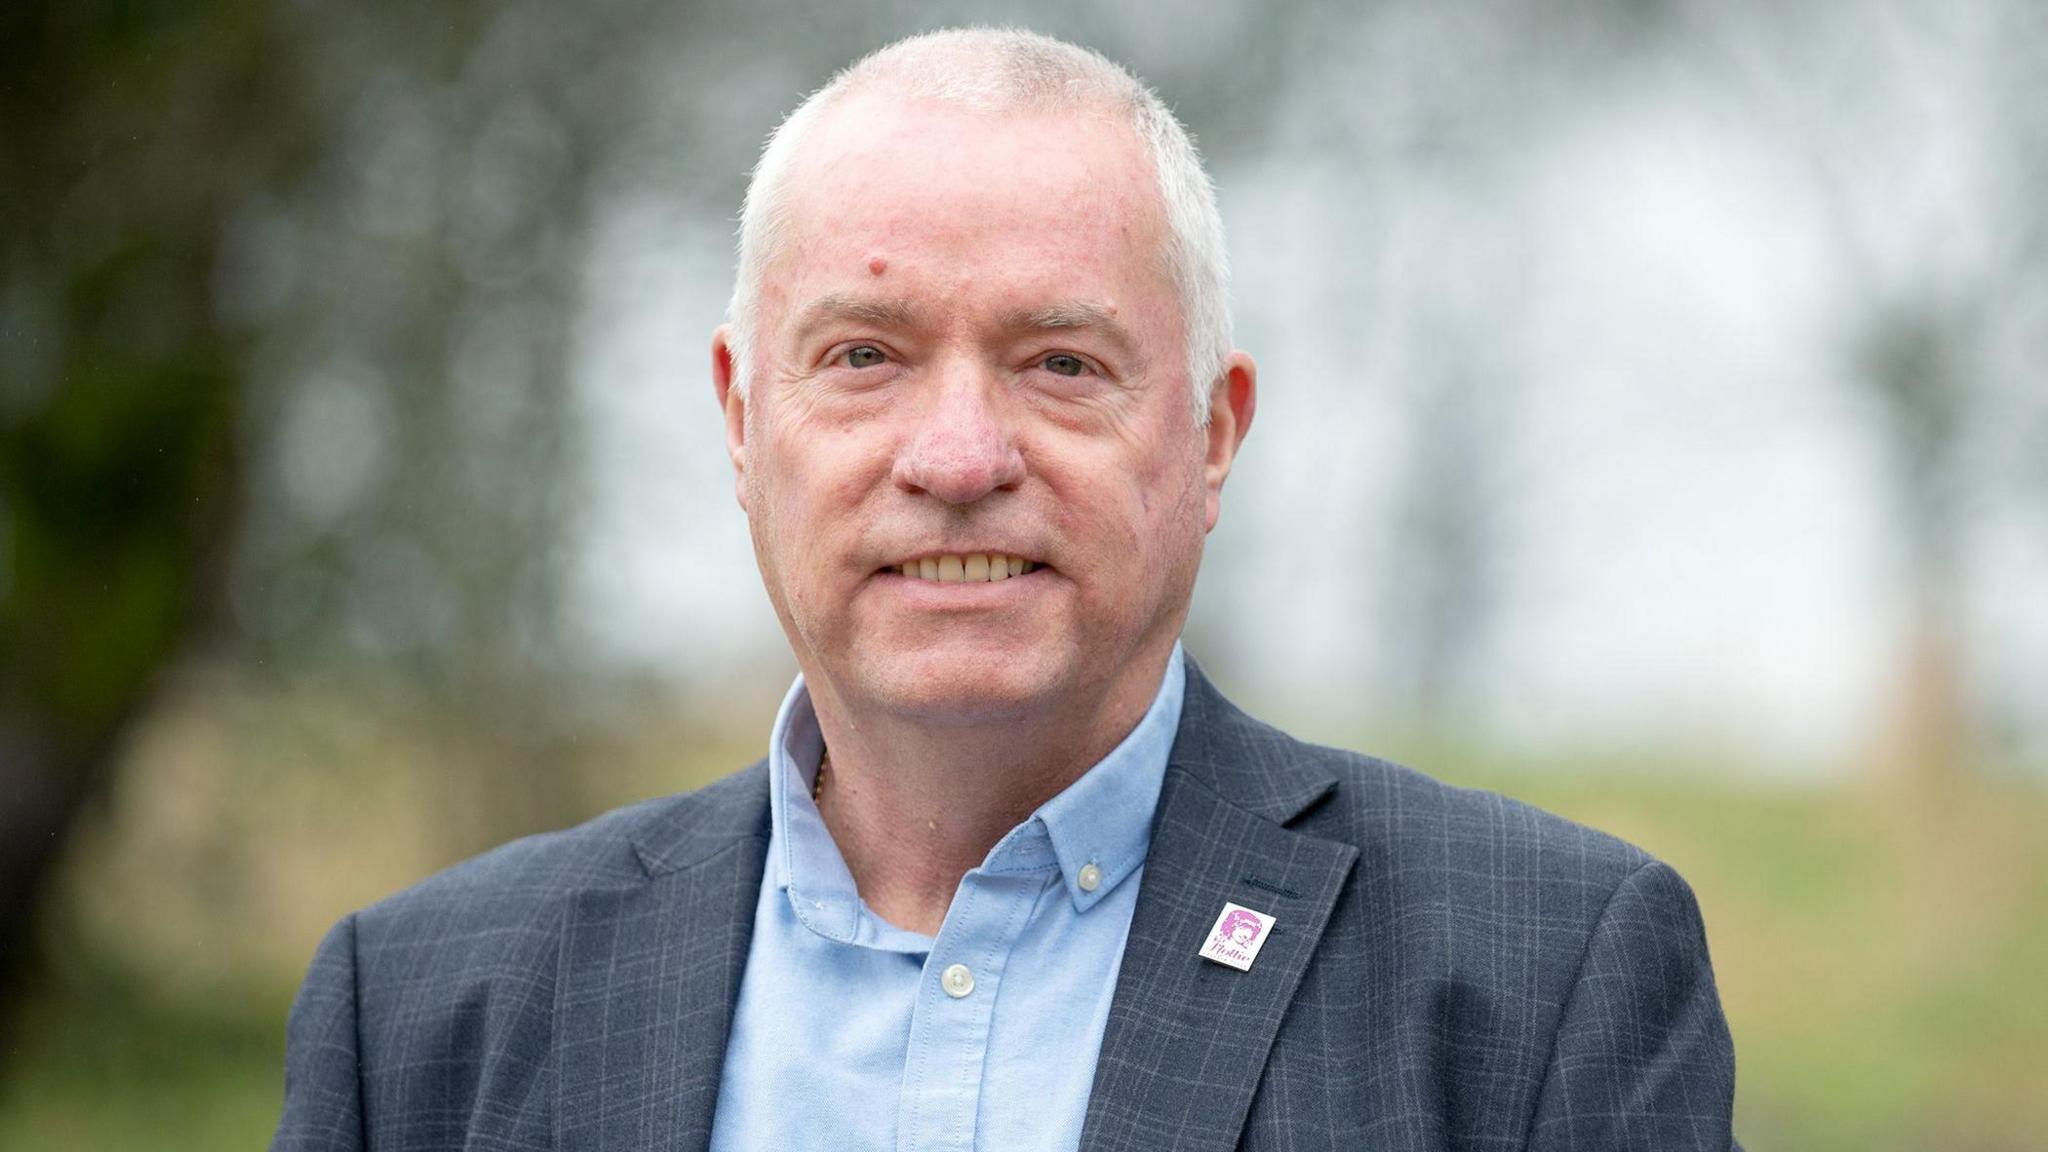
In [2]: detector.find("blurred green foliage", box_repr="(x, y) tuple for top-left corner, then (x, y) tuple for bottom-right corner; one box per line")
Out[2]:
(0, 287), (236, 745)
(0, 0), (297, 1006)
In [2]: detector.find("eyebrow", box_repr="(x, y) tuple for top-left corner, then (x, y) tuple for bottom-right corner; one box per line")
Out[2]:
(788, 293), (1143, 364)
(998, 301), (1141, 361)
(790, 293), (925, 344)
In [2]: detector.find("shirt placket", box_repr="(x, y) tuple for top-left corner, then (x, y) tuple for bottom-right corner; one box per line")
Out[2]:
(895, 855), (1055, 1151)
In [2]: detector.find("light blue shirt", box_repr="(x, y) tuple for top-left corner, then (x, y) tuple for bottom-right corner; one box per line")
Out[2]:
(708, 646), (1186, 1152)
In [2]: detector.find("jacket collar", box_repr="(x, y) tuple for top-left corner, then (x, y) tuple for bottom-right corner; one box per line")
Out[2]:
(627, 761), (772, 878)
(1167, 655), (1341, 826)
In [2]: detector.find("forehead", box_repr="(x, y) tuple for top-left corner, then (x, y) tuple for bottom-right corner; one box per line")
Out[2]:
(763, 94), (1175, 316)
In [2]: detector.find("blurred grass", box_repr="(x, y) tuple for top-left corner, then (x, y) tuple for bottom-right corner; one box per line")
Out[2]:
(1, 684), (2042, 1151)
(0, 974), (285, 1152)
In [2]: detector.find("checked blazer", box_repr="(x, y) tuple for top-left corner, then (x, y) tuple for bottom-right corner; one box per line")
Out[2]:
(272, 659), (1741, 1151)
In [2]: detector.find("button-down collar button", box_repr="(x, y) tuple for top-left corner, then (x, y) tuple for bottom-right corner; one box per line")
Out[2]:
(1077, 862), (1102, 893)
(940, 963), (975, 998)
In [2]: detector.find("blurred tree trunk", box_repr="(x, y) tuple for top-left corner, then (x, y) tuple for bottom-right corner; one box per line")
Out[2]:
(1855, 299), (1977, 783)
(0, 0), (295, 1036)
(1883, 609), (1967, 782)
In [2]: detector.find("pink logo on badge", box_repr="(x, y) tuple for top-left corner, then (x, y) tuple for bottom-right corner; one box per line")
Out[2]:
(1198, 902), (1274, 971)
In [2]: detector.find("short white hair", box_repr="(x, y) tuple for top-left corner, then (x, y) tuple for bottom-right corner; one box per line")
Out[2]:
(726, 27), (1232, 422)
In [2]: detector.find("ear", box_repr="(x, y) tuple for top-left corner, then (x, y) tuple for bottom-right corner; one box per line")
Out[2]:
(711, 324), (750, 512)
(1201, 351), (1257, 533)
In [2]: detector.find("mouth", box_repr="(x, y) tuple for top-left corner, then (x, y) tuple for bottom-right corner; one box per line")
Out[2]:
(884, 552), (1043, 584)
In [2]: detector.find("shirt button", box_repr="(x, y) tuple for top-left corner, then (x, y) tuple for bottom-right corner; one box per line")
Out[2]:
(1077, 863), (1102, 893)
(940, 963), (975, 998)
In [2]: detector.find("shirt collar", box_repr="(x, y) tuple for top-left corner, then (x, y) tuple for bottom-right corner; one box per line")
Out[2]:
(766, 673), (931, 951)
(765, 644), (1186, 942)
(1031, 645), (1183, 912)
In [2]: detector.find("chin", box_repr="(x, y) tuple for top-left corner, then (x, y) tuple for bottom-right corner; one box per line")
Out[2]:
(852, 636), (1072, 725)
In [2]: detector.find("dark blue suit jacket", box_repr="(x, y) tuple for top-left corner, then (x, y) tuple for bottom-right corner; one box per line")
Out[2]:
(273, 661), (1740, 1150)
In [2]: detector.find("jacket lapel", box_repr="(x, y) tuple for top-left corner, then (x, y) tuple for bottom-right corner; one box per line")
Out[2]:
(555, 764), (771, 1152)
(1078, 664), (1359, 1152)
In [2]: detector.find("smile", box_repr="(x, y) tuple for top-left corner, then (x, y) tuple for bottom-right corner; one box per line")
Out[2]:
(891, 553), (1041, 583)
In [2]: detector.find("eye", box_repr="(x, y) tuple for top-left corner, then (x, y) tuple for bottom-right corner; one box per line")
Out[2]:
(1040, 353), (1088, 377)
(843, 345), (887, 369)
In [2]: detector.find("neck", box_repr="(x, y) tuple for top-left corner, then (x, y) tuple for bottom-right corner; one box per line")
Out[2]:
(804, 650), (1173, 936)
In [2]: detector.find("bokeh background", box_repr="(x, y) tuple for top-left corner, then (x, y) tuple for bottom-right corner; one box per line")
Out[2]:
(4, 0), (2045, 1148)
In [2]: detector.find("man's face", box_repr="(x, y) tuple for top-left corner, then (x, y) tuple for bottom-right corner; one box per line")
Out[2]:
(715, 94), (1253, 728)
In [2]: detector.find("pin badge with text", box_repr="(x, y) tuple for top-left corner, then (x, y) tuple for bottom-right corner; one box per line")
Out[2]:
(1198, 902), (1274, 971)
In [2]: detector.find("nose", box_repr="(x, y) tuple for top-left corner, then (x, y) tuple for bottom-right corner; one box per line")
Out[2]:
(892, 367), (1026, 504)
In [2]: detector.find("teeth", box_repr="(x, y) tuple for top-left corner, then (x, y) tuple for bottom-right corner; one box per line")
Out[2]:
(898, 553), (1035, 583)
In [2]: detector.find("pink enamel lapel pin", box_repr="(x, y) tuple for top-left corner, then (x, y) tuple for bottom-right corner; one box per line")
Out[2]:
(1198, 902), (1274, 971)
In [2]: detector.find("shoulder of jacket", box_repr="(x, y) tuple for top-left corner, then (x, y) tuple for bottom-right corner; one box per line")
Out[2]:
(1279, 734), (1657, 887)
(353, 762), (765, 939)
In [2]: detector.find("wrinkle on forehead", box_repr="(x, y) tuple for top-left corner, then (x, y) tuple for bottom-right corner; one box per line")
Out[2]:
(780, 96), (1167, 253)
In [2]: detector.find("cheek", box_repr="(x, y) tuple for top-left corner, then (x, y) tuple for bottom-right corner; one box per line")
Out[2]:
(760, 415), (896, 557)
(1121, 430), (1207, 547)
(1057, 440), (1204, 592)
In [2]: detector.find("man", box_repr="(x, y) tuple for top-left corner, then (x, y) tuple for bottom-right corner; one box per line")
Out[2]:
(273, 28), (1739, 1152)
